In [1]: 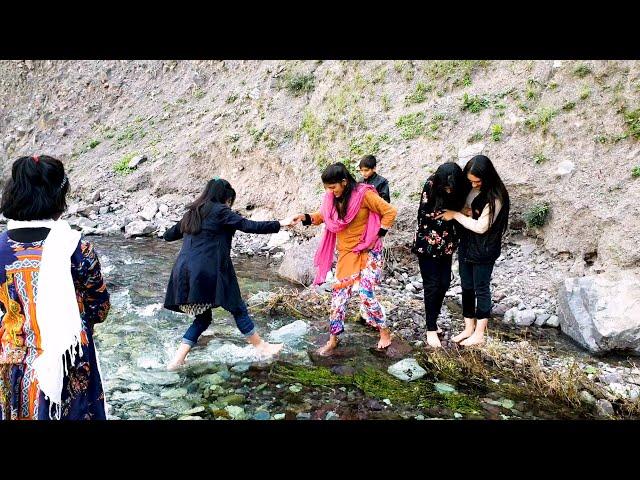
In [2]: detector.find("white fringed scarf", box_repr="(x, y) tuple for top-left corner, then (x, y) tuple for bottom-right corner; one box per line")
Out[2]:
(7, 219), (82, 419)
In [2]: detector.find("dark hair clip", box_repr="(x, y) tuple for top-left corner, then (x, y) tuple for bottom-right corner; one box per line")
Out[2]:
(59, 174), (68, 190)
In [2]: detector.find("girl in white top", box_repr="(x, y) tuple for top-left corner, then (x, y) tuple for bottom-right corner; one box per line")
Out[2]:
(436, 155), (510, 347)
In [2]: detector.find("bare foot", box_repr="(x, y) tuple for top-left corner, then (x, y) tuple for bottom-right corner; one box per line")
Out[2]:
(377, 328), (392, 349)
(255, 341), (284, 357)
(317, 339), (338, 356)
(426, 331), (443, 348)
(452, 317), (476, 343)
(460, 333), (485, 347)
(167, 359), (185, 371)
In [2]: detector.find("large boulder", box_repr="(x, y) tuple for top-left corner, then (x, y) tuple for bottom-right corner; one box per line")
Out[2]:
(558, 272), (640, 355)
(124, 220), (154, 238)
(277, 235), (321, 286)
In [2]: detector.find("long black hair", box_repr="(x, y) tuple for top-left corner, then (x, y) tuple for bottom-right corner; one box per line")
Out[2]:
(321, 162), (357, 220)
(0, 155), (69, 221)
(464, 155), (510, 233)
(180, 178), (236, 235)
(426, 162), (469, 212)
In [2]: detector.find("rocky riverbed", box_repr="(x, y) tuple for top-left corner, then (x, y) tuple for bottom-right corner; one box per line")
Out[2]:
(85, 234), (640, 420)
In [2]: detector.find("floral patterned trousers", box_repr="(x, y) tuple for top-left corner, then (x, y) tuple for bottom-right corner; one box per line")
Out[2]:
(329, 248), (386, 336)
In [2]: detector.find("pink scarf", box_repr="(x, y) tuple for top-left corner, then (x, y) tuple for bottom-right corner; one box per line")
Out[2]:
(313, 183), (381, 285)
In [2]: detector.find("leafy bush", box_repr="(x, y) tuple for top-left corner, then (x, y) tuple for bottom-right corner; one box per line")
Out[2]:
(524, 202), (551, 228)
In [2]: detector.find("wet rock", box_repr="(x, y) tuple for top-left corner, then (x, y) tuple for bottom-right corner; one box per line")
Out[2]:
(160, 388), (188, 399)
(178, 415), (203, 420)
(220, 394), (245, 406)
(330, 365), (356, 376)
(595, 399), (615, 417)
(365, 399), (385, 411)
(273, 413), (285, 420)
(268, 320), (309, 344)
(183, 406), (206, 415)
(325, 411), (340, 420)
(434, 382), (457, 395)
(253, 410), (271, 420)
(224, 405), (247, 420)
(201, 373), (225, 385)
(230, 363), (251, 373)
(387, 358), (427, 382)
(277, 236), (321, 286)
(296, 412), (312, 420)
(558, 273), (640, 354)
(379, 338), (413, 359)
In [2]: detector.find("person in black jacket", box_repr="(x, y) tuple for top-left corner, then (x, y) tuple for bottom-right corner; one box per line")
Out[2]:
(163, 178), (296, 370)
(436, 155), (510, 347)
(358, 155), (391, 203)
(412, 162), (469, 348)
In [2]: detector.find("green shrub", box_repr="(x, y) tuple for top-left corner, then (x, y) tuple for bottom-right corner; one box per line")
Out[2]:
(623, 108), (640, 139)
(525, 107), (557, 132)
(524, 202), (551, 228)
(632, 166), (640, 178)
(396, 112), (426, 139)
(533, 152), (548, 164)
(467, 132), (484, 143)
(114, 153), (137, 175)
(283, 71), (315, 96)
(562, 101), (576, 112)
(461, 93), (490, 113)
(573, 63), (592, 78)
(405, 82), (433, 105)
(491, 124), (503, 141)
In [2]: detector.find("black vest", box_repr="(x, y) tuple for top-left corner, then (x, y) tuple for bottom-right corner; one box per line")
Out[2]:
(458, 191), (508, 264)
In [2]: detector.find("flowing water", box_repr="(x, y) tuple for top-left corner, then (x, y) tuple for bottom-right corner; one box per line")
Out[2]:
(91, 237), (636, 420)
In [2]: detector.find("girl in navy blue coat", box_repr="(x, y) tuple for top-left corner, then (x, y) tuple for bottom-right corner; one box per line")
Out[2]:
(163, 178), (294, 370)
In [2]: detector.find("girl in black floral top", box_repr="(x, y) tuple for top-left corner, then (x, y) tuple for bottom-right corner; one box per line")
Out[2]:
(411, 162), (469, 348)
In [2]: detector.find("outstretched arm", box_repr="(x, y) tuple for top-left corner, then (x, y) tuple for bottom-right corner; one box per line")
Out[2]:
(163, 221), (183, 242)
(222, 206), (281, 234)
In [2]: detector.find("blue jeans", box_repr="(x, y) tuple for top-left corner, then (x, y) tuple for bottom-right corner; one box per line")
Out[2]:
(181, 304), (256, 346)
(459, 259), (495, 319)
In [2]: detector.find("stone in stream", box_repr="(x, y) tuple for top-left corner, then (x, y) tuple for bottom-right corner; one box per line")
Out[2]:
(277, 236), (321, 286)
(124, 220), (154, 238)
(387, 358), (427, 382)
(268, 320), (309, 344)
(253, 410), (271, 421)
(558, 272), (640, 354)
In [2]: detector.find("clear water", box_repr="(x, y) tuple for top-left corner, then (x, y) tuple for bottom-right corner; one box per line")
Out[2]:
(91, 237), (636, 420)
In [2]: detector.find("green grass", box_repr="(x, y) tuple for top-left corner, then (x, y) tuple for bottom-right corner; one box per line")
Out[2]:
(494, 103), (506, 117)
(424, 60), (491, 88)
(192, 88), (206, 99)
(573, 63), (592, 78)
(562, 101), (576, 112)
(396, 112), (426, 139)
(632, 166), (640, 178)
(226, 94), (238, 104)
(524, 201), (551, 228)
(468, 132), (484, 143)
(405, 82), (433, 105)
(381, 93), (391, 112)
(392, 191), (401, 199)
(461, 93), (490, 113)
(623, 108), (640, 139)
(113, 152), (137, 175)
(580, 86), (591, 100)
(594, 134), (608, 144)
(525, 107), (557, 133)
(349, 133), (390, 157)
(282, 71), (315, 96)
(371, 65), (387, 84)
(548, 81), (558, 90)
(491, 124), (503, 141)
(533, 152), (549, 164)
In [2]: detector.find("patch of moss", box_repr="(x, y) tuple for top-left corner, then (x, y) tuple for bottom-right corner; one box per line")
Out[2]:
(353, 366), (425, 404)
(270, 363), (345, 388)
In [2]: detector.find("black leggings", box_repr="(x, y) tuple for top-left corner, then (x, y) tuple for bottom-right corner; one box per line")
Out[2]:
(459, 259), (495, 319)
(418, 255), (453, 331)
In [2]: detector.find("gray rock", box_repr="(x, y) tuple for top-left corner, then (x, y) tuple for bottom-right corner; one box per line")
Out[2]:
(266, 230), (290, 249)
(124, 220), (154, 238)
(128, 155), (148, 169)
(99, 206), (110, 215)
(253, 410), (271, 420)
(595, 399), (615, 417)
(405, 283), (417, 293)
(325, 411), (340, 420)
(558, 273), (640, 355)
(598, 372), (623, 385)
(224, 405), (247, 420)
(546, 315), (560, 328)
(556, 160), (575, 177)
(579, 390), (596, 405)
(535, 312), (550, 326)
(387, 358), (427, 382)
(514, 309), (536, 326)
(277, 236), (321, 286)
(139, 202), (159, 221)
(247, 291), (277, 306)
(268, 320), (308, 344)
(296, 412), (312, 420)
(77, 217), (98, 229)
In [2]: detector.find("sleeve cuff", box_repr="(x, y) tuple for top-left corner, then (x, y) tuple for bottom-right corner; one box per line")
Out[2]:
(302, 214), (312, 226)
(378, 227), (388, 237)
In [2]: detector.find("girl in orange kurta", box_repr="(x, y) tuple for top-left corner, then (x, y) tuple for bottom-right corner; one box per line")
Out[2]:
(294, 163), (397, 356)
